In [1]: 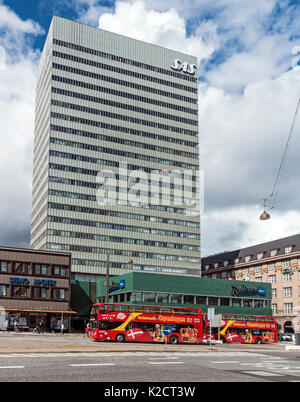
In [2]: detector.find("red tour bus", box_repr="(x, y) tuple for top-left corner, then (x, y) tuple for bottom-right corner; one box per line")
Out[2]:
(88, 303), (278, 345)
(204, 313), (278, 344)
(88, 303), (204, 344)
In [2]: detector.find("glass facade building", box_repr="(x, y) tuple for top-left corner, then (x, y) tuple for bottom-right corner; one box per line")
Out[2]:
(30, 16), (200, 281)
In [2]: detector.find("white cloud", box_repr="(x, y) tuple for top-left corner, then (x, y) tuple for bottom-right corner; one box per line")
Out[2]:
(98, 0), (219, 60)
(0, 4), (42, 247)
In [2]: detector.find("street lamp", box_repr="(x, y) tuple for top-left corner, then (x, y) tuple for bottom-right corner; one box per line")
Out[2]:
(104, 253), (110, 304)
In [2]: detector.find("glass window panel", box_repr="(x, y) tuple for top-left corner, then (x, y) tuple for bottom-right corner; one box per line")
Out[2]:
(243, 299), (253, 308)
(232, 298), (241, 307)
(196, 296), (207, 304)
(170, 294), (182, 304)
(143, 292), (156, 303)
(183, 295), (195, 304)
(207, 297), (219, 305)
(1, 262), (7, 272)
(157, 293), (169, 304)
(220, 297), (230, 306)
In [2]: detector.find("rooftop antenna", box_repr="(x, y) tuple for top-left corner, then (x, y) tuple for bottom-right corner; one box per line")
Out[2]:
(260, 97), (300, 220)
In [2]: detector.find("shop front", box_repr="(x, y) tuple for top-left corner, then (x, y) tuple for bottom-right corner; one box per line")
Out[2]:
(0, 247), (76, 332)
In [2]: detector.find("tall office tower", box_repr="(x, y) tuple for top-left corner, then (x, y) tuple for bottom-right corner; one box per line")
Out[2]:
(30, 16), (200, 281)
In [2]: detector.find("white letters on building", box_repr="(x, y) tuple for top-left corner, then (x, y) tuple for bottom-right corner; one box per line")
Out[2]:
(170, 59), (197, 75)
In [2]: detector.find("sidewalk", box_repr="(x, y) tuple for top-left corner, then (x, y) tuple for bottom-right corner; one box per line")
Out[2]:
(0, 332), (293, 354)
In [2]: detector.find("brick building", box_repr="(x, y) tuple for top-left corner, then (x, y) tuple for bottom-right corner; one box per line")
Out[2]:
(202, 234), (300, 333)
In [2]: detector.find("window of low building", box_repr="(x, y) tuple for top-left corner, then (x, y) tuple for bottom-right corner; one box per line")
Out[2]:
(284, 303), (293, 314)
(170, 294), (182, 304)
(52, 288), (67, 300)
(132, 292), (143, 302)
(272, 304), (278, 314)
(268, 263), (275, 271)
(0, 284), (7, 296)
(196, 296), (207, 304)
(13, 262), (28, 274)
(34, 264), (48, 275)
(283, 287), (293, 297)
(232, 298), (241, 307)
(285, 246), (293, 254)
(207, 296), (219, 306)
(0, 262), (7, 272)
(243, 299), (253, 308)
(268, 275), (276, 283)
(12, 285), (28, 297)
(283, 273), (291, 282)
(157, 293), (169, 304)
(32, 287), (47, 299)
(220, 297), (230, 306)
(184, 295), (195, 304)
(254, 300), (264, 308)
(53, 265), (68, 277)
(143, 292), (156, 303)
(255, 265), (262, 273)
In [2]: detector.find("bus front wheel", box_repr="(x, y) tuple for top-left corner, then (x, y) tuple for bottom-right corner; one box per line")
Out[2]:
(115, 333), (125, 343)
(169, 335), (179, 344)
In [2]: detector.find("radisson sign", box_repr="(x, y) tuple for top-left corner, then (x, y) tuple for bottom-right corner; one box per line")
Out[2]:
(231, 285), (265, 297)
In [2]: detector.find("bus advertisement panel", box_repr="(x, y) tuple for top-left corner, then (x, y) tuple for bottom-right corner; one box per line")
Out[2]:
(88, 303), (204, 344)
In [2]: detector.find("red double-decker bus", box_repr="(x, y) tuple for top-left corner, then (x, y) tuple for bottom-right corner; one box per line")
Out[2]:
(88, 303), (278, 345)
(204, 313), (278, 344)
(88, 303), (204, 344)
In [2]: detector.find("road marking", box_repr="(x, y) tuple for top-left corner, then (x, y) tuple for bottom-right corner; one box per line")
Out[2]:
(148, 357), (178, 360)
(210, 361), (240, 364)
(243, 371), (284, 377)
(149, 361), (184, 365)
(69, 363), (116, 367)
(0, 366), (24, 369)
(259, 360), (290, 363)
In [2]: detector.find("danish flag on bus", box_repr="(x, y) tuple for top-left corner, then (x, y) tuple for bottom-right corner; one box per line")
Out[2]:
(126, 328), (144, 340)
(225, 333), (240, 342)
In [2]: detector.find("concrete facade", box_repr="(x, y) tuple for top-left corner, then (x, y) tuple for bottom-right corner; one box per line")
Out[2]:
(30, 16), (200, 281)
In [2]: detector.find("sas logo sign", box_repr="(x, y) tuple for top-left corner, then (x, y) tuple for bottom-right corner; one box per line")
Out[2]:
(170, 59), (197, 75)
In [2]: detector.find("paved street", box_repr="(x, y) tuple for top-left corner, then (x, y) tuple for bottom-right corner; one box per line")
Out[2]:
(0, 350), (300, 382)
(0, 334), (299, 383)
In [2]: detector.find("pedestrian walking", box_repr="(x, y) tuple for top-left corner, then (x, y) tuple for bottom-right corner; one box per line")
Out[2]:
(61, 322), (65, 335)
(13, 320), (19, 333)
(84, 322), (89, 337)
(39, 321), (44, 334)
(4, 319), (9, 333)
(33, 321), (41, 334)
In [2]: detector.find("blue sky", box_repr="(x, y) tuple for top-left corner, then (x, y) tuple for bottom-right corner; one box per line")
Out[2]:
(1, 0), (300, 255)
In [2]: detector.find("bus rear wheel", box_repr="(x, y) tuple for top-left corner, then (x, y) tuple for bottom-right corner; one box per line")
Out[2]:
(115, 333), (125, 343)
(255, 337), (262, 344)
(169, 335), (179, 344)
